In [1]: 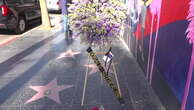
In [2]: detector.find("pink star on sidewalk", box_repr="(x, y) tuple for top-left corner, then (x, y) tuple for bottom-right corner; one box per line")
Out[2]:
(57, 49), (80, 59)
(96, 51), (106, 55)
(84, 62), (117, 75)
(25, 78), (73, 104)
(84, 64), (99, 75)
(84, 64), (114, 75)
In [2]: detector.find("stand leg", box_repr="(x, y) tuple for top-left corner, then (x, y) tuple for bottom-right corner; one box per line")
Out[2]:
(81, 55), (90, 109)
(112, 61), (125, 109)
(107, 59), (112, 74)
(87, 47), (124, 109)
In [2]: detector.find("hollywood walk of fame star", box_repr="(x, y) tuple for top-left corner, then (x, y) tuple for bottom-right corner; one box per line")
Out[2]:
(84, 63), (116, 75)
(96, 51), (106, 55)
(25, 78), (73, 104)
(56, 49), (80, 59)
(84, 64), (99, 75)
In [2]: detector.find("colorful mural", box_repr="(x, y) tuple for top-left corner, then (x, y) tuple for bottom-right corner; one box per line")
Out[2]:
(146, 0), (162, 84)
(126, 0), (194, 110)
(182, 0), (194, 110)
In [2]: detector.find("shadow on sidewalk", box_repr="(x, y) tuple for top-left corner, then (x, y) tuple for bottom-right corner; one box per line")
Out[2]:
(0, 31), (61, 77)
(0, 33), (74, 104)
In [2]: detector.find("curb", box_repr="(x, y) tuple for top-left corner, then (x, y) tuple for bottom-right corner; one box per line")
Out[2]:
(0, 36), (18, 47)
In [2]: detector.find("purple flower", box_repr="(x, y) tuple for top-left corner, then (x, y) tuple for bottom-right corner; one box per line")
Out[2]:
(100, 0), (107, 3)
(68, 0), (127, 45)
(106, 25), (111, 31)
(113, 24), (120, 28)
(96, 24), (102, 28)
(107, 31), (113, 37)
(103, 3), (109, 7)
(75, 23), (81, 27)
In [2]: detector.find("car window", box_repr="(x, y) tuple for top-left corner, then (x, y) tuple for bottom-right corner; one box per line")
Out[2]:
(6, 0), (21, 4)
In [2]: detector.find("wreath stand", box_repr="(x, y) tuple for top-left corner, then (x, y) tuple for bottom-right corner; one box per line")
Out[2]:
(81, 45), (125, 110)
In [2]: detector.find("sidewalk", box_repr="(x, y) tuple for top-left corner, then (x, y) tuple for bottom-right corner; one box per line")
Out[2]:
(0, 23), (165, 110)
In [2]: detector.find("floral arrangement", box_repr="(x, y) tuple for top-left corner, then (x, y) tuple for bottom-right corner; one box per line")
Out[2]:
(68, 0), (127, 46)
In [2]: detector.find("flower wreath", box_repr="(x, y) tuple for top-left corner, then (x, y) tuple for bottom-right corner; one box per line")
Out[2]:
(68, 0), (127, 46)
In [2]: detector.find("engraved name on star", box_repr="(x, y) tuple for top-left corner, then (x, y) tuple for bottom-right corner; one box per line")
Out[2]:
(25, 78), (73, 104)
(57, 49), (80, 59)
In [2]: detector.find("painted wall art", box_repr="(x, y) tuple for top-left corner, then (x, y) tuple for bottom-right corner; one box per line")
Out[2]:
(126, 0), (194, 109)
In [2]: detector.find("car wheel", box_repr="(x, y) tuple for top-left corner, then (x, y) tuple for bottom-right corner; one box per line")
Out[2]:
(15, 17), (26, 34)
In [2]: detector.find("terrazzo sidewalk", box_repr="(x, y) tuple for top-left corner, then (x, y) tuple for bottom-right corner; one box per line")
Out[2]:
(0, 28), (165, 110)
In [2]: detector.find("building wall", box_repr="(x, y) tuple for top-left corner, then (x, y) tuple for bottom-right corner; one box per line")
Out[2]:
(125, 0), (194, 110)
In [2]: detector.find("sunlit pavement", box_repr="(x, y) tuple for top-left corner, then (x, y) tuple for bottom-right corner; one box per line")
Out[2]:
(0, 14), (165, 110)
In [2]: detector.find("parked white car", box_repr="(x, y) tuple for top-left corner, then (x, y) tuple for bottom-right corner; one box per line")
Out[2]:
(46, 0), (61, 12)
